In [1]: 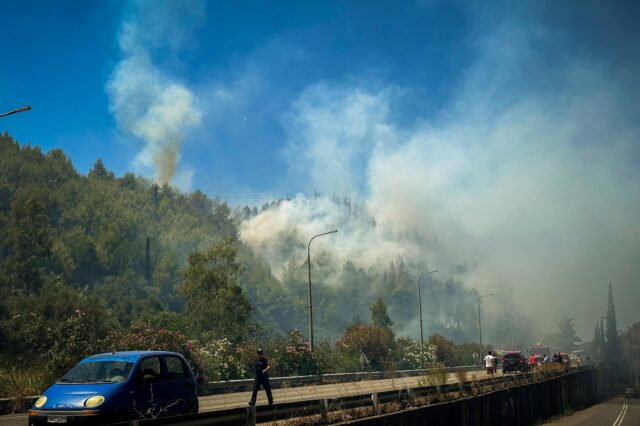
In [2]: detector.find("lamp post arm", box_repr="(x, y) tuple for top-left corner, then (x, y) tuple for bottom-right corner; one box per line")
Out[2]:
(0, 105), (31, 118)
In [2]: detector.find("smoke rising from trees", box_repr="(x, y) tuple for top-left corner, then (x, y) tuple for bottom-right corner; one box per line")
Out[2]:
(106, 0), (203, 187)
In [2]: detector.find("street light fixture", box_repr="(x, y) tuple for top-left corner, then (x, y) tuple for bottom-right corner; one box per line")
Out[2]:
(0, 105), (31, 118)
(307, 229), (337, 352)
(418, 270), (438, 350)
(478, 293), (495, 362)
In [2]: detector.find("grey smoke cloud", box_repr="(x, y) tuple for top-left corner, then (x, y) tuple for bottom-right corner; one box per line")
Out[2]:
(240, 5), (640, 339)
(106, 1), (202, 187)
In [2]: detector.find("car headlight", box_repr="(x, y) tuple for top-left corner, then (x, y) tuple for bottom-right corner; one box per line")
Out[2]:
(34, 396), (47, 408)
(84, 395), (105, 408)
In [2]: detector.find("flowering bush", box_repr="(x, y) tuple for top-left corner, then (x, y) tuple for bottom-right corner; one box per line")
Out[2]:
(395, 337), (438, 369)
(102, 321), (205, 380)
(268, 329), (319, 376)
(198, 335), (246, 381)
(336, 324), (395, 371)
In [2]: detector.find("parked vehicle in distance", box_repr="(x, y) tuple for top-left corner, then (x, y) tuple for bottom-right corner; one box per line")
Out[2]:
(28, 351), (198, 425)
(528, 344), (550, 359)
(625, 388), (638, 399)
(571, 350), (591, 365)
(501, 351), (529, 373)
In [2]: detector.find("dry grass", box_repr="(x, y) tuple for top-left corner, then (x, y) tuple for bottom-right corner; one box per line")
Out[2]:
(418, 365), (448, 387)
(0, 365), (50, 413)
(455, 369), (468, 383)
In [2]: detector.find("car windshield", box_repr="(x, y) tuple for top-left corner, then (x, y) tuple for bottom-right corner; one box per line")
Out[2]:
(59, 360), (134, 383)
(505, 354), (521, 359)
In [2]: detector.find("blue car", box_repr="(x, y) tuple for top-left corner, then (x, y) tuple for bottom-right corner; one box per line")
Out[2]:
(28, 351), (199, 425)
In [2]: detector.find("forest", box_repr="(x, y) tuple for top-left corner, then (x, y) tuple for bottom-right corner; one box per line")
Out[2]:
(0, 132), (594, 402)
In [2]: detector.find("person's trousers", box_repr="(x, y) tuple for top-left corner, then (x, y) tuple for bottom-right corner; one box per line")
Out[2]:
(250, 377), (273, 405)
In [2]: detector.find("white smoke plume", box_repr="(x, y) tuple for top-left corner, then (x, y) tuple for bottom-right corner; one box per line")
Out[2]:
(240, 15), (640, 339)
(106, 1), (202, 187)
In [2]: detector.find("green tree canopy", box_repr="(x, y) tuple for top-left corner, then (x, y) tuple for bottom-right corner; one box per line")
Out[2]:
(178, 239), (253, 342)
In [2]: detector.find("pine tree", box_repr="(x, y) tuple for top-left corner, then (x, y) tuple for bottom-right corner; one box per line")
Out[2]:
(557, 316), (581, 351)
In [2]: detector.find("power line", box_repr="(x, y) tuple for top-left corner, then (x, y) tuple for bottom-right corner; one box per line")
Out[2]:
(206, 194), (288, 201)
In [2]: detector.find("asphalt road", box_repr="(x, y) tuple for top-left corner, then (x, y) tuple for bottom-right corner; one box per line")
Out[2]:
(544, 396), (639, 426)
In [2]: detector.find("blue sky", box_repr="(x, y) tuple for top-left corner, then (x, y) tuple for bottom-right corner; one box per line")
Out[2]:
(1, 0), (473, 195)
(2, 0), (640, 337)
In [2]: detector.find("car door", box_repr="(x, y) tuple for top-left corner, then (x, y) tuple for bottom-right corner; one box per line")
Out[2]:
(132, 356), (164, 420)
(161, 355), (196, 416)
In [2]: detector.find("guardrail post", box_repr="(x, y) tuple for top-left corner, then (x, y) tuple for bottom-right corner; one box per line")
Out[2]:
(475, 380), (482, 395)
(436, 384), (443, 399)
(246, 404), (256, 426)
(371, 393), (380, 415)
(320, 398), (329, 422)
(406, 388), (416, 406)
(458, 382), (464, 398)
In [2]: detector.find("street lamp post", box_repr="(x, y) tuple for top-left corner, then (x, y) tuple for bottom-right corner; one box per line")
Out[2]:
(478, 293), (495, 362)
(627, 326), (635, 387)
(418, 270), (438, 350)
(307, 229), (337, 352)
(0, 105), (31, 118)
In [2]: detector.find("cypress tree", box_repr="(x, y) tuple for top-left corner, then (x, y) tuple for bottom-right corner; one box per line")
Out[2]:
(145, 236), (152, 286)
(605, 282), (622, 379)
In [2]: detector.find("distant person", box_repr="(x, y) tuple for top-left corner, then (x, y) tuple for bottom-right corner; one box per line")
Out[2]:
(529, 353), (537, 371)
(248, 349), (273, 406)
(484, 351), (496, 378)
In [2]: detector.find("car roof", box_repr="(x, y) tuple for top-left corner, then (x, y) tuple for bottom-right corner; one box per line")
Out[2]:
(80, 351), (183, 363)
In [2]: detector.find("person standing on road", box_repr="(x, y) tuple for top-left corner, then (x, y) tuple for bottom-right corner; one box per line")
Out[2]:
(484, 351), (496, 378)
(529, 353), (537, 372)
(249, 349), (273, 406)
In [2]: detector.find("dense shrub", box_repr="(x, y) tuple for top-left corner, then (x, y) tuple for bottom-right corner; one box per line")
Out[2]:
(268, 329), (318, 376)
(10, 309), (99, 376)
(102, 321), (205, 379)
(336, 324), (396, 371)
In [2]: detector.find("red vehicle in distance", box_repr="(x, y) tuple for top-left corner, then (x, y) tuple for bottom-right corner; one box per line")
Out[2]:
(501, 351), (529, 374)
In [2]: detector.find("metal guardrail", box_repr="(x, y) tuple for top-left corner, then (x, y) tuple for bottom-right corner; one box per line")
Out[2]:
(0, 366), (483, 415)
(199, 365), (483, 395)
(113, 366), (592, 426)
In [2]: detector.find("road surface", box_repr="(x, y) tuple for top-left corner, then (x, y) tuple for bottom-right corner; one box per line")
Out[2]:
(544, 396), (639, 426)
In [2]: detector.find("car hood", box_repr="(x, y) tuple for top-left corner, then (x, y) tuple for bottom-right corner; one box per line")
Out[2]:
(39, 382), (123, 410)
